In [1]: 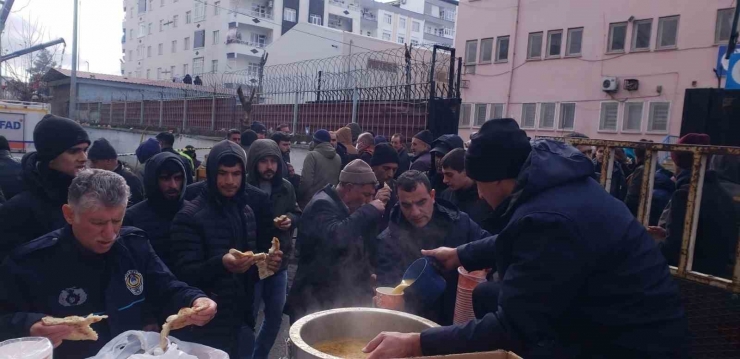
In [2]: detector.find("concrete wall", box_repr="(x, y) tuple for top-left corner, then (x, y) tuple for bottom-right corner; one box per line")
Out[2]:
(455, 0), (734, 141)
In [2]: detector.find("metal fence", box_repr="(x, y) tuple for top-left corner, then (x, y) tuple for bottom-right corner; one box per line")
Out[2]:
(74, 44), (460, 140)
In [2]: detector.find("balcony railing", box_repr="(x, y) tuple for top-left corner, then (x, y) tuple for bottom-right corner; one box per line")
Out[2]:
(226, 37), (268, 48)
(362, 12), (377, 21)
(329, 0), (360, 11)
(232, 6), (275, 20)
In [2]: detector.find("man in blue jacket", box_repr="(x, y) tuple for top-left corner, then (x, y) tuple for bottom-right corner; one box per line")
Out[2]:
(364, 118), (687, 359)
(377, 170), (489, 325)
(0, 169), (216, 359)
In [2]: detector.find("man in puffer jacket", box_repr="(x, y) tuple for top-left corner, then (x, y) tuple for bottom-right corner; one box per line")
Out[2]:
(0, 115), (90, 259)
(246, 139), (302, 359)
(298, 129), (341, 208)
(167, 140), (283, 357)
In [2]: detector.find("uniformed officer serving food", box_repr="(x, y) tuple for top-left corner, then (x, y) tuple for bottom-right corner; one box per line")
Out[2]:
(0, 169), (217, 358)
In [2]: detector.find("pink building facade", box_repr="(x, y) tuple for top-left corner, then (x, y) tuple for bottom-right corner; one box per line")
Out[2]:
(455, 0), (736, 141)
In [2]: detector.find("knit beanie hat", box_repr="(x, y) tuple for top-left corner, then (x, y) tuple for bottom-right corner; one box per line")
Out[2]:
(33, 114), (90, 162)
(0, 135), (9, 151)
(241, 130), (258, 147)
(347, 123), (362, 142)
(374, 135), (388, 145)
(430, 134), (464, 157)
(136, 138), (161, 164)
(314, 129), (331, 144)
(672, 133), (711, 170)
(413, 130), (434, 147)
(371, 143), (400, 167)
(466, 118), (531, 183)
(88, 138), (118, 161)
(340, 159), (378, 185)
(251, 121), (267, 135)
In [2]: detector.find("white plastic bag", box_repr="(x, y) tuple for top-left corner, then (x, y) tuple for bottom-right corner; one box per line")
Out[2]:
(87, 330), (228, 359)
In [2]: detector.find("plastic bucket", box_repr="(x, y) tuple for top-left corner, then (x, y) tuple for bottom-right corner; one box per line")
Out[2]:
(401, 257), (446, 307)
(0, 337), (53, 359)
(453, 267), (487, 325)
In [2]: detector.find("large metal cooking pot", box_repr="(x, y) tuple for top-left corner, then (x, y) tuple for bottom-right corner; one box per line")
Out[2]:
(287, 308), (439, 359)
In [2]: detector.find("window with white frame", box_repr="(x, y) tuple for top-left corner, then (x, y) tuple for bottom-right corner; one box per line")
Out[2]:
(251, 33), (266, 47)
(193, 57), (204, 75)
(194, 30), (205, 48)
(284, 8), (297, 22)
(410, 38), (419, 46)
(599, 102), (619, 131)
(146, 69), (151, 79)
(460, 103), (471, 127)
(397, 36), (405, 44)
(186, 11), (192, 24)
(247, 62), (260, 77)
(539, 103), (556, 128)
(608, 22), (627, 53)
(623, 102), (643, 131)
(157, 68), (162, 80)
(546, 30), (562, 58)
(521, 103), (536, 128)
(648, 102), (670, 132)
(399, 17), (406, 29)
(212, 60), (219, 73)
(496, 36), (509, 62)
(412, 21), (420, 32)
(139, 22), (146, 37)
(657, 16), (679, 49)
(184, 37), (191, 50)
(194, 1), (206, 22)
(183, 64), (189, 75)
(527, 32), (543, 59)
(444, 28), (454, 37)
(158, 43), (163, 55)
(474, 104), (487, 126)
(491, 103), (504, 119)
(214, 1), (220, 15)
(566, 27), (582, 56)
(382, 31), (391, 41)
(170, 66), (176, 77)
(310, 14), (322, 25)
(479, 38), (493, 63)
(172, 40), (177, 53)
(213, 30), (220, 45)
(129, 50), (133, 60)
(465, 40), (478, 64)
(130, 29), (134, 40)
(160, 20), (164, 32)
(384, 14), (392, 24)
(559, 103), (575, 130)
(173, 15), (179, 27)
(148, 23), (152, 35)
(161, 0), (164, 6)
(147, 45), (152, 57)
(631, 19), (652, 51)
(716, 8), (735, 44)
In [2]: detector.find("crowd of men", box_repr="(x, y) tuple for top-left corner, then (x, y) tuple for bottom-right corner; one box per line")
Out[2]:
(0, 112), (737, 359)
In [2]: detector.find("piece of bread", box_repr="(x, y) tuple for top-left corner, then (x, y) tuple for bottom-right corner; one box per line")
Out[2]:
(41, 314), (108, 341)
(229, 248), (267, 261)
(273, 215), (288, 224)
(257, 238), (281, 280)
(160, 306), (204, 350)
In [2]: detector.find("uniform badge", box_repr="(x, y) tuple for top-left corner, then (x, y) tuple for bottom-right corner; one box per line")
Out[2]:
(58, 287), (87, 307)
(124, 270), (144, 295)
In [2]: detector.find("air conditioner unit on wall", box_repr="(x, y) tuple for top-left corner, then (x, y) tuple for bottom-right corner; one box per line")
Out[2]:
(602, 77), (618, 92)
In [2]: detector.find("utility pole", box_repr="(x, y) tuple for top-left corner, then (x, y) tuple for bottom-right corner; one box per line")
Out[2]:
(69, 0), (79, 119)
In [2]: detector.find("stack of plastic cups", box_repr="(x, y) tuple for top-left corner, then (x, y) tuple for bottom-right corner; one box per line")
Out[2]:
(453, 267), (487, 325)
(0, 337), (53, 359)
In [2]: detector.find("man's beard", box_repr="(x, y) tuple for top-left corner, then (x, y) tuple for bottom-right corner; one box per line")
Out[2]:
(261, 170), (275, 180)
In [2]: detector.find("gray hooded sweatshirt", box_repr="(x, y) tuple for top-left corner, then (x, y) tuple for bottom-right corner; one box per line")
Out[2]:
(298, 141), (341, 207)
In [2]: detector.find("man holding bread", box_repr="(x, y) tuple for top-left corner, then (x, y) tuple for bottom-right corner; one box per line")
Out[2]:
(0, 169), (216, 358)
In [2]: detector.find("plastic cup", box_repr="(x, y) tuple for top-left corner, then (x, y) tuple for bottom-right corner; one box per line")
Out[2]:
(375, 287), (405, 311)
(453, 267), (487, 325)
(0, 337), (53, 359)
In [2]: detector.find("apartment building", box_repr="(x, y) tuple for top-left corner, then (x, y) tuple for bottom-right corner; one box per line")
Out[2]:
(456, 0), (736, 141)
(121, 0), (457, 80)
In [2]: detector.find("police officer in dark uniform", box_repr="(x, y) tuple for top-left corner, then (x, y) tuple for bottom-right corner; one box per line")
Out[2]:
(0, 169), (217, 359)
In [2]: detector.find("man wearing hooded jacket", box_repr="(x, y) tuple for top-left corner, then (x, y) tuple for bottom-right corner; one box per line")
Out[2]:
(364, 119), (687, 359)
(0, 115), (90, 259)
(167, 140), (283, 358)
(246, 139), (302, 359)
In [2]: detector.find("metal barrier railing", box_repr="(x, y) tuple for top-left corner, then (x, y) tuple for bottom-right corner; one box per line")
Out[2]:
(558, 138), (740, 294)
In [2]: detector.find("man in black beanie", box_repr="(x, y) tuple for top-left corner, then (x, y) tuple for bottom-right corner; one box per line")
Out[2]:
(88, 138), (145, 207)
(241, 129), (258, 154)
(428, 134), (464, 192)
(370, 143), (398, 231)
(251, 121), (267, 139)
(410, 130), (433, 172)
(0, 114), (90, 258)
(363, 119), (687, 359)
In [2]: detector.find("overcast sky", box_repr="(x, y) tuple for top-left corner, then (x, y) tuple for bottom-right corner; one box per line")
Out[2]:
(2, 0), (124, 76)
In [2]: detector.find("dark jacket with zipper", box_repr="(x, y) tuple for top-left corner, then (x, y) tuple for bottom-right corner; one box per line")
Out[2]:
(285, 184), (382, 323)
(114, 161), (145, 207)
(246, 139), (301, 272)
(0, 225), (205, 359)
(439, 183), (492, 227)
(167, 140), (264, 355)
(395, 147), (412, 179)
(0, 149), (22, 200)
(410, 151), (432, 172)
(377, 200), (489, 325)
(0, 152), (71, 259)
(421, 140), (687, 359)
(124, 153), (188, 266)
